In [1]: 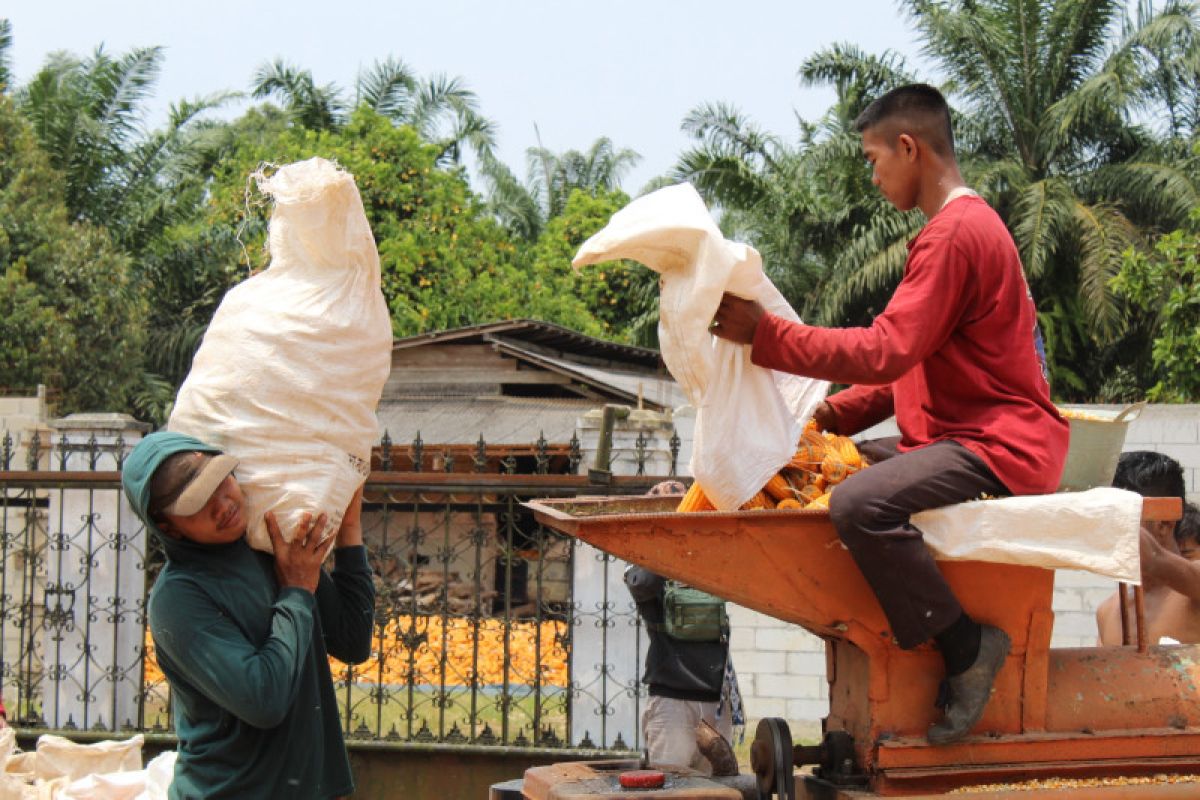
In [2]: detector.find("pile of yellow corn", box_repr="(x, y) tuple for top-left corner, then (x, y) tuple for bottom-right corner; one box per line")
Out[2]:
(676, 421), (866, 512)
(949, 773), (1200, 793)
(1059, 408), (1109, 422)
(143, 615), (570, 688)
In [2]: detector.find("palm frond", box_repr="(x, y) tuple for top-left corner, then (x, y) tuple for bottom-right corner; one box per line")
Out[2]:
(1010, 177), (1077, 279)
(355, 56), (417, 119)
(798, 42), (911, 127)
(1072, 200), (1140, 339)
(0, 18), (12, 92)
(818, 209), (923, 324)
(1084, 159), (1198, 231)
(87, 46), (163, 151)
(680, 101), (780, 171)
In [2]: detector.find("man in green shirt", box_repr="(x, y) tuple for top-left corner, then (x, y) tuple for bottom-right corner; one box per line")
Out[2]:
(123, 432), (375, 799)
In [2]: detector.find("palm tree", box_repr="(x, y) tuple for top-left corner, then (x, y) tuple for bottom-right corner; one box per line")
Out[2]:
(14, 44), (233, 252)
(481, 135), (641, 241)
(250, 57), (497, 164)
(673, 45), (913, 322)
(897, 0), (1200, 394)
(0, 19), (12, 92)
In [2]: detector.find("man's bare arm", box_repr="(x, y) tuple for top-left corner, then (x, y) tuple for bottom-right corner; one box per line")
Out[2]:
(1141, 526), (1200, 604)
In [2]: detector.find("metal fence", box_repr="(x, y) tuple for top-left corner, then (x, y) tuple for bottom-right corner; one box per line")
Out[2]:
(0, 429), (679, 752)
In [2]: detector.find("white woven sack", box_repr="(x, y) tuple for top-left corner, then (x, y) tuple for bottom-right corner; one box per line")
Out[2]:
(573, 183), (828, 509)
(169, 157), (393, 551)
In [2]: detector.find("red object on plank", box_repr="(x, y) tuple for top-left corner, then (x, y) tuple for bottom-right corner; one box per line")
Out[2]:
(618, 770), (666, 789)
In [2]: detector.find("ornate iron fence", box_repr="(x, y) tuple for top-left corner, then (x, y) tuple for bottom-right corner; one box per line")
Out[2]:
(0, 429), (680, 752)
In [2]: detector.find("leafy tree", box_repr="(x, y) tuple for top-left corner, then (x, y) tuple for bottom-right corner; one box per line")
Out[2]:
(526, 188), (659, 344)
(0, 95), (145, 412)
(1112, 206), (1200, 401)
(677, 1), (1200, 399)
(195, 107), (607, 338)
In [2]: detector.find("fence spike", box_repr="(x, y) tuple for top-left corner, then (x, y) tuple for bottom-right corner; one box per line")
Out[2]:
(669, 427), (681, 476)
(380, 430), (393, 470)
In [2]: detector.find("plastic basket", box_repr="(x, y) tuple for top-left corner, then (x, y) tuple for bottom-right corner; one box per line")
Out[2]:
(1056, 402), (1145, 492)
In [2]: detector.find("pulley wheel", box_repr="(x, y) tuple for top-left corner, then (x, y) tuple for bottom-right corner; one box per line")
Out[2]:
(750, 717), (795, 800)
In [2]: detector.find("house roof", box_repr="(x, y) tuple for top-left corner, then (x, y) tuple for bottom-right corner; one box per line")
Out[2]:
(391, 319), (686, 411)
(392, 319), (664, 370)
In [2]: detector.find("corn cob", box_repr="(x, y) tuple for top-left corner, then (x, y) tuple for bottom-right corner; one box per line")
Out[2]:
(676, 482), (716, 512)
(763, 474), (796, 502)
(828, 435), (863, 469)
(808, 491), (832, 509)
(739, 491), (773, 510)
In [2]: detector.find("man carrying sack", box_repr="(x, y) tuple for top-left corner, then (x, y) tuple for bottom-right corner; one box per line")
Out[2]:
(123, 431), (374, 799)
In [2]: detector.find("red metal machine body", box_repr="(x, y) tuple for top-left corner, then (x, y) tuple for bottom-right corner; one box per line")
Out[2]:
(527, 495), (1193, 797)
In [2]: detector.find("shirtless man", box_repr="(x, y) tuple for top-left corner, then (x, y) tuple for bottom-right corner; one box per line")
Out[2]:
(1097, 452), (1200, 645)
(1175, 502), (1200, 561)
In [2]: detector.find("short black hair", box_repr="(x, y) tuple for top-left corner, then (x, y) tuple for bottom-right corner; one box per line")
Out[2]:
(1112, 450), (1186, 499)
(853, 83), (956, 158)
(1176, 502), (1200, 548)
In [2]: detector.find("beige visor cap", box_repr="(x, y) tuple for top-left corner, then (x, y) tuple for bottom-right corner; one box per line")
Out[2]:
(159, 453), (239, 516)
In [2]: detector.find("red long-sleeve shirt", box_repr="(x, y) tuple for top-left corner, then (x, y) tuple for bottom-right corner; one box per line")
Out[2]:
(751, 195), (1068, 496)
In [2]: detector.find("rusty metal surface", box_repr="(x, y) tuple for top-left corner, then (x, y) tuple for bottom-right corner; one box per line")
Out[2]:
(801, 776), (1200, 799)
(529, 495), (1194, 797)
(522, 760), (744, 799)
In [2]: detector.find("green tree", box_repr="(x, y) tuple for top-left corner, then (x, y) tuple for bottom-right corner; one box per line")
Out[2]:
(13, 43), (232, 253)
(1112, 206), (1200, 401)
(899, 0), (1200, 396)
(195, 107), (606, 338)
(526, 188), (659, 344)
(0, 95), (145, 412)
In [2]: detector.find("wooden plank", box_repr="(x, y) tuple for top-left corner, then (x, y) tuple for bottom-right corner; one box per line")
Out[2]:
(390, 343), (509, 368)
(387, 369), (572, 385)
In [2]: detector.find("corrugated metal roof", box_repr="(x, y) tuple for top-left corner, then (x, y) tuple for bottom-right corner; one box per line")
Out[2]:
(392, 319), (663, 368)
(520, 350), (688, 410)
(376, 397), (595, 445)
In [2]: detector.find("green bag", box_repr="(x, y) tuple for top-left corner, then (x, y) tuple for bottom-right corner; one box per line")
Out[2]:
(661, 581), (728, 642)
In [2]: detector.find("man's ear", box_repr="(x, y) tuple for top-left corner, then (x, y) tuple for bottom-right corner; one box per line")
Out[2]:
(897, 133), (918, 161)
(153, 514), (183, 540)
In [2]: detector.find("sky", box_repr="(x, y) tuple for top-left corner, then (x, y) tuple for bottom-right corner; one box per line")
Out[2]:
(5, 0), (935, 193)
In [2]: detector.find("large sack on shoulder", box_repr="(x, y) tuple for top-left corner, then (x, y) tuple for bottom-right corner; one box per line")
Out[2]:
(169, 157), (393, 551)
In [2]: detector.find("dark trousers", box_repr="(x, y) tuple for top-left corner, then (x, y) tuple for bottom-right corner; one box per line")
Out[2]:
(828, 437), (1007, 649)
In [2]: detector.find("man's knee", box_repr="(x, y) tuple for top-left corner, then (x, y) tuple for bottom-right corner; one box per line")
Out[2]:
(829, 478), (877, 544)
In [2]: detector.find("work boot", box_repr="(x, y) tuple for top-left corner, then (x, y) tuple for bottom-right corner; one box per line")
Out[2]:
(927, 624), (1011, 745)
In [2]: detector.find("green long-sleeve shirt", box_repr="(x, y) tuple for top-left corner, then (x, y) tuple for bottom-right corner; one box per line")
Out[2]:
(124, 432), (375, 799)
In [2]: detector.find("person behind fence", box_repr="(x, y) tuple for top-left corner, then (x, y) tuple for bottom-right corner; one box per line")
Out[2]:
(624, 481), (741, 776)
(1097, 451), (1200, 646)
(710, 83), (1069, 746)
(122, 431), (375, 799)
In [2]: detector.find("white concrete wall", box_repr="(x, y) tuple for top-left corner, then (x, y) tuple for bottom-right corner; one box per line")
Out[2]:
(727, 404), (1200, 735)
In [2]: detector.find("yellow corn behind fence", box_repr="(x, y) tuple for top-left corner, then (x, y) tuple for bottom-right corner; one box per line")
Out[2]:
(144, 615), (570, 688)
(676, 421), (869, 513)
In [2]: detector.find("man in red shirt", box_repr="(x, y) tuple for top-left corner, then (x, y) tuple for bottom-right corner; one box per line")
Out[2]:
(712, 84), (1068, 745)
